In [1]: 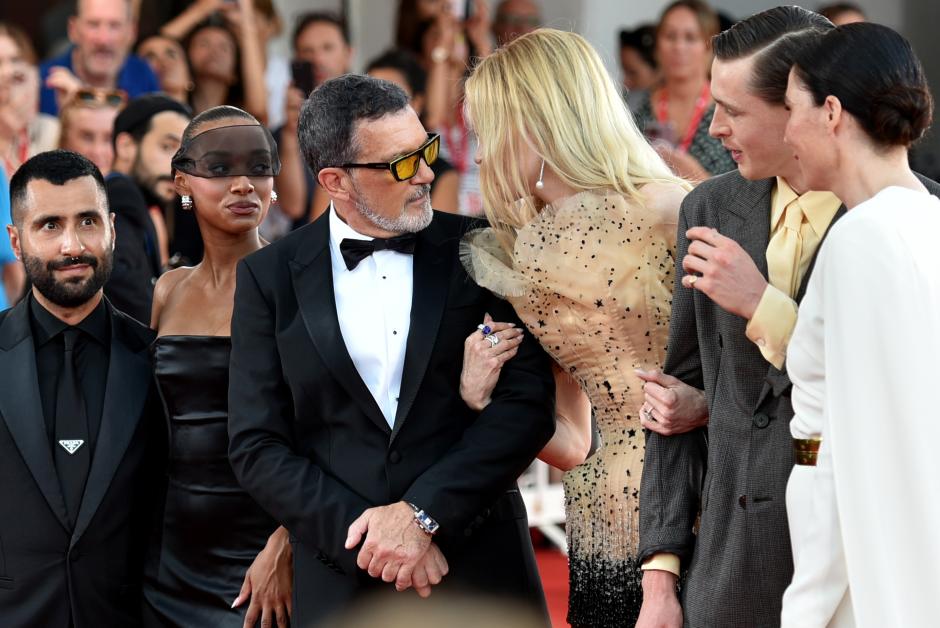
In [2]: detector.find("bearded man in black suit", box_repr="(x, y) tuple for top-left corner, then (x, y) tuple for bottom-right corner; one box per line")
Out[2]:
(0, 150), (164, 627)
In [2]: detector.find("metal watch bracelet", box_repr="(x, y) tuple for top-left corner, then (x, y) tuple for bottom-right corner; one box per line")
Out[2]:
(407, 502), (440, 536)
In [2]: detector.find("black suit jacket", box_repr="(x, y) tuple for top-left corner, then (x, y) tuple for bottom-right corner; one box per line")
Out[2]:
(105, 173), (162, 324)
(639, 172), (940, 627)
(0, 297), (165, 628)
(228, 210), (556, 625)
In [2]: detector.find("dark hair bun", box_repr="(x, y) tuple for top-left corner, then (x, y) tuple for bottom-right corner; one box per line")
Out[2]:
(793, 23), (933, 149)
(869, 85), (934, 146)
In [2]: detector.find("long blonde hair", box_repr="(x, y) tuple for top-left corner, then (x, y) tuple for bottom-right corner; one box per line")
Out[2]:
(464, 28), (687, 249)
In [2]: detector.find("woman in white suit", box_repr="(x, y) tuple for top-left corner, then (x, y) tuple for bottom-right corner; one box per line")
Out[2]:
(780, 22), (940, 627)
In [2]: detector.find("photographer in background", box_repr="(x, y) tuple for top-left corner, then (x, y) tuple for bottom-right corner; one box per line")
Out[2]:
(267, 11), (353, 234)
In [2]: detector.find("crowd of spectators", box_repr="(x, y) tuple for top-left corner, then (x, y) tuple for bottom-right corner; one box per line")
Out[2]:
(0, 0), (899, 318)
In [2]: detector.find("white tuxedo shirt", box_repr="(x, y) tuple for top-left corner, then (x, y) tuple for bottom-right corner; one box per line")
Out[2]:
(328, 206), (412, 427)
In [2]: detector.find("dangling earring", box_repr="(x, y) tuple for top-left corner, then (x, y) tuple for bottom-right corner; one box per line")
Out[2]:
(535, 159), (546, 191)
(181, 195), (193, 210)
(271, 190), (278, 203)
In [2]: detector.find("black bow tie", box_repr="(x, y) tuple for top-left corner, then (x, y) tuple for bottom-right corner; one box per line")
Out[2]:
(339, 234), (417, 270)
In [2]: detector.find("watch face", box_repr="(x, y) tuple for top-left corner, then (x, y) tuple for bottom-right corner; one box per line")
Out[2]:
(420, 514), (439, 534)
(411, 508), (438, 535)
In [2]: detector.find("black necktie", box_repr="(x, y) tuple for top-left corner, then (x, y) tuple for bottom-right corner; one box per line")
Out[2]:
(54, 328), (90, 527)
(339, 234), (417, 271)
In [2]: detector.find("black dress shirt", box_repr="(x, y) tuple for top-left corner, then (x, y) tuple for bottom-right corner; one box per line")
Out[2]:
(29, 295), (111, 453)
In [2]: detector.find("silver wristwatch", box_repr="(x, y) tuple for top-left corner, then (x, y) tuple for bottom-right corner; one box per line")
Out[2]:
(407, 502), (440, 536)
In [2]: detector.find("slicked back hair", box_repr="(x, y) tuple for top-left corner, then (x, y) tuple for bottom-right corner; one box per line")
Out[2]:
(712, 6), (833, 105)
(181, 105), (258, 145)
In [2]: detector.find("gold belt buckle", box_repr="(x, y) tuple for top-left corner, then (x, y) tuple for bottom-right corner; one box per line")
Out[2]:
(793, 438), (821, 466)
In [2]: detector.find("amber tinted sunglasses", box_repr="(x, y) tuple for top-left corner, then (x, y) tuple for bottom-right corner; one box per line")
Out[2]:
(342, 133), (440, 182)
(72, 88), (128, 108)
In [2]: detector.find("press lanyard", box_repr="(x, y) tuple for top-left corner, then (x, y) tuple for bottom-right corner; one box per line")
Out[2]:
(655, 82), (711, 154)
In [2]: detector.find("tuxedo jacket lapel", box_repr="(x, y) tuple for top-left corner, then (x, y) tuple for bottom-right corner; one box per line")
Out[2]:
(71, 306), (151, 545)
(391, 224), (452, 441)
(0, 300), (71, 532)
(290, 218), (390, 435)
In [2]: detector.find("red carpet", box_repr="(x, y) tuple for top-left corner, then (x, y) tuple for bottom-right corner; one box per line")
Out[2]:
(535, 547), (569, 627)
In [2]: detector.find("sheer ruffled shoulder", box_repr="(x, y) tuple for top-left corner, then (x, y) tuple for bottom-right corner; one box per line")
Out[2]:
(461, 188), (678, 311)
(460, 227), (531, 299)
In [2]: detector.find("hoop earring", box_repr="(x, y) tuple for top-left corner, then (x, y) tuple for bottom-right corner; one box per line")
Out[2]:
(271, 190), (278, 203)
(535, 159), (545, 191)
(181, 195), (193, 210)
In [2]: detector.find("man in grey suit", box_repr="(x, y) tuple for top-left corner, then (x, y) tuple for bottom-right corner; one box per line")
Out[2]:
(635, 7), (940, 627)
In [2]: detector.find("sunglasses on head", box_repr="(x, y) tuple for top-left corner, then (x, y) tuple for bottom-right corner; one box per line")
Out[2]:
(72, 88), (128, 108)
(341, 133), (440, 182)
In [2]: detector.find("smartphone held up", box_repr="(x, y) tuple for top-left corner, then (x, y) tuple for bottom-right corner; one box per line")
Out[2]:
(291, 60), (316, 96)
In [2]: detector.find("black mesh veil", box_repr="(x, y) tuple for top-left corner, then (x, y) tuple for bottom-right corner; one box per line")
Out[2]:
(172, 124), (282, 178)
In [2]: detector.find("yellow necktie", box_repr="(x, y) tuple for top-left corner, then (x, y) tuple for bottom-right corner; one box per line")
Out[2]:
(766, 199), (805, 298)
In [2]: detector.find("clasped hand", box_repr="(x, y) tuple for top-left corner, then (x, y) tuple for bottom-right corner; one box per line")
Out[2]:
(636, 369), (708, 436)
(345, 501), (449, 597)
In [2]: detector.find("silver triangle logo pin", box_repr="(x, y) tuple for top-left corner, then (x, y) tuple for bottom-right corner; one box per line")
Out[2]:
(58, 439), (84, 455)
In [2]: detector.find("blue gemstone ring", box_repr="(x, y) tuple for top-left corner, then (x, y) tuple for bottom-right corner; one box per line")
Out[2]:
(477, 324), (492, 336)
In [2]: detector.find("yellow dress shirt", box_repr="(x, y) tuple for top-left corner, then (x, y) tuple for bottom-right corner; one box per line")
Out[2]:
(745, 178), (841, 368)
(641, 179), (841, 578)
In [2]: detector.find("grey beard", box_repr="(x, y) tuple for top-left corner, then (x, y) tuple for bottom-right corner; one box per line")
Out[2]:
(356, 185), (434, 234)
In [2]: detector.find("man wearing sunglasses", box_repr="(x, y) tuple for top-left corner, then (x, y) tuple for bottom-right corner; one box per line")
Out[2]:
(228, 74), (555, 626)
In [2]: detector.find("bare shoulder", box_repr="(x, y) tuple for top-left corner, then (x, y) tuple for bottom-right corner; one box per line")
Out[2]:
(152, 267), (199, 328)
(154, 266), (195, 304)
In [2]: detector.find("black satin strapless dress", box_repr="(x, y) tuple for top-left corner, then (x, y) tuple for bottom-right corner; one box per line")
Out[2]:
(143, 336), (277, 628)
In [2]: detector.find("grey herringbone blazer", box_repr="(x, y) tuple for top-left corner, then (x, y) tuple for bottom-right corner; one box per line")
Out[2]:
(639, 170), (940, 628)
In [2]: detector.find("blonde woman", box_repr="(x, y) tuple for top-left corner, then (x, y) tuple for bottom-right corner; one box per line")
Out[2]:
(459, 28), (690, 627)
